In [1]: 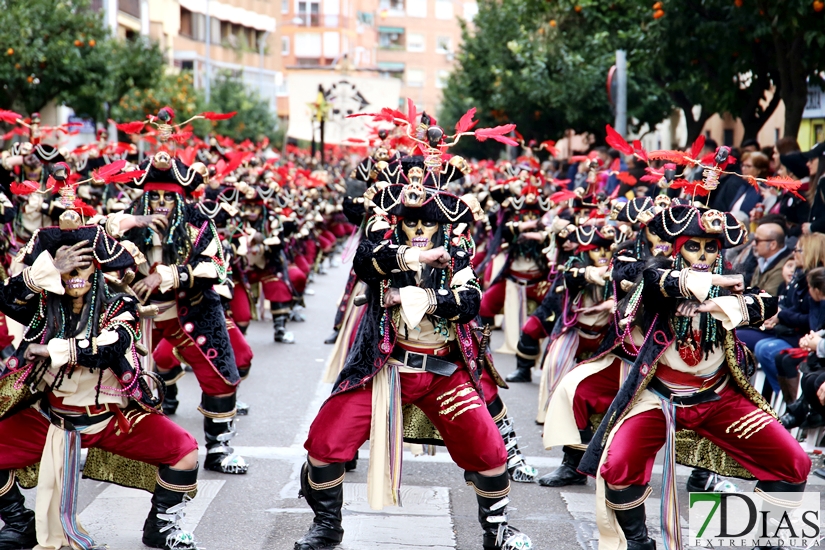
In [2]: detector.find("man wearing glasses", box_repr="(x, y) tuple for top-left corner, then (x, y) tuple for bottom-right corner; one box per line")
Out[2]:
(751, 221), (792, 295)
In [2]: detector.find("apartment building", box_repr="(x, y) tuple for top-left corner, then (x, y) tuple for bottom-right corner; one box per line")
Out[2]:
(374, 0), (476, 115)
(278, 0), (380, 117)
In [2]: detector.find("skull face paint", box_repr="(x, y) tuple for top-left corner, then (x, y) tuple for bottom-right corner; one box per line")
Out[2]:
(588, 247), (613, 267)
(401, 218), (440, 250)
(62, 261), (96, 298)
(245, 204), (263, 223)
(680, 237), (719, 272)
(645, 227), (673, 257)
(148, 190), (177, 218)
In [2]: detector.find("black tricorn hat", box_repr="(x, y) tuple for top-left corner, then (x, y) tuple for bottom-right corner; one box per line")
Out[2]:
(128, 154), (208, 196)
(22, 220), (135, 272)
(371, 184), (475, 225)
(647, 204), (747, 249)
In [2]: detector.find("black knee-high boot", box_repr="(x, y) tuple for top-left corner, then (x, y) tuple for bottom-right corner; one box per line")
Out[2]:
(159, 365), (185, 415)
(272, 302), (294, 343)
(751, 480), (807, 550)
(464, 471), (532, 550)
(296, 460), (345, 550)
(487, 396), (538, 482)
(200, 393), (249, 474)
(0, 471), (36, 550)
(507, 333), (539, 382)
(605, 485), (655, 550)
(142, 464), (199, 550)
(538, 428), (590, 487)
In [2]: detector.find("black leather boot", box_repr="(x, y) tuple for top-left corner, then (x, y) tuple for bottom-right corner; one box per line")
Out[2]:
(507, 333), (539, 382)
(464, 471), (532, 550)
(142, 465), (199, 550)
(159, 365), (185, 415)
(488, 396), (538, 482)
(273, 307), (294, 344)
(750, 480), (807, 550)
(201, 393), (249, 474)
(538, 446), (588, 487)
(343, 453), (358, 472)
(0, 471), (36, 550)
(605, 485), (655, 550)
(324, 329), (339, 345)
(780, 396), (809, 429)
(295, 461), (345, 550)
(686, 468), (737, 492)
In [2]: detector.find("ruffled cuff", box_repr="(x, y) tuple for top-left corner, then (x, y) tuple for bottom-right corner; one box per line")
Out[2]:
(104, 211), (130, 239)
(685, 271), (713, 302)
(23, 252), (64, 295)
(400, 246), (421, 272)
(398, 286), (431, 329)
(156, 265), (178, 293)
(47, 338), (73, 369)
(708, 295), (745, 330)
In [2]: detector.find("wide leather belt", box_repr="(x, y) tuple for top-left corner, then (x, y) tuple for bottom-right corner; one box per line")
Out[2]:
(40, 399), (113, 431)
(647, 376), (726, 406)
(390, 347), (459, 377)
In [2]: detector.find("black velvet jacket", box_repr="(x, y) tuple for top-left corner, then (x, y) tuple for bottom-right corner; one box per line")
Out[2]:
(332, 235), (486, 397)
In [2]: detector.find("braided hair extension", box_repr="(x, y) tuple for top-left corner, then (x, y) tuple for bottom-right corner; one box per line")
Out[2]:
(126, 192), (192, 265)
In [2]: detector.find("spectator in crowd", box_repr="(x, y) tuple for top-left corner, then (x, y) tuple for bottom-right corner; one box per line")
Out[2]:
(740, 138), (761, 153)
(752, 234), (825, 402)
(751, 220), (792, 295)
(773, 150), (811, 234)
(802, 142), (825, 236)
(727, 151), (769, 220)
(779, 267), (825, 438)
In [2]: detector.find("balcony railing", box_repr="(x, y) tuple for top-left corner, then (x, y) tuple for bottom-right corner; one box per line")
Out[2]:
(120, 0), (140, 18)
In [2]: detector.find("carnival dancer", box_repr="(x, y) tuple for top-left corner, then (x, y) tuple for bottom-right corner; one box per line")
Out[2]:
(479, 174), (553, 356)
(0, 209), (200, 550)
(106, 152), (249, 475)
(579, 203), (811, 550)
(535, 223), (619, 424)
(295, 166), (532, 549)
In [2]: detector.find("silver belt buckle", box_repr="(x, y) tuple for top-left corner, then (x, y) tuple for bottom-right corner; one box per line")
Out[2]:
(403, 350), (428, 371)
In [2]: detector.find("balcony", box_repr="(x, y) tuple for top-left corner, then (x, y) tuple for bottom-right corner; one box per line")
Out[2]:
(89, 0), (140, 18)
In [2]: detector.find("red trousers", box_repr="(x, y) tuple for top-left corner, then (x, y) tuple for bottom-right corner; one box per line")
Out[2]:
(318, 230), (336, 253)
(0, 313), (13, 350)
(600, 384), (811, 486)
(572, 358), (622, 430)
(230, 284), (252, 325)
(152, 318), (237, 396)
(305, 368), (507, 472)
(521, 315), (549, 341)
(479, 278), (548, 319)
(154, 321), (252, 373)
(0, 408), (197, 470)
(330, 222), (355, 238)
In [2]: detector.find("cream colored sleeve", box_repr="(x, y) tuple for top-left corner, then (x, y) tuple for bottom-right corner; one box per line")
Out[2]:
(685, 271), (713, 302)
(24, 252), (64, 295)
(403, 247), (421, 272)
(708, 296), (744, 330)
(47, 330), (120, 368)
(155, 265), (177, 293)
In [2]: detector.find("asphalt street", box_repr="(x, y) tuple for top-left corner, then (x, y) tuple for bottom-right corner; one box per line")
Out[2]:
(33, 259), (825, 549)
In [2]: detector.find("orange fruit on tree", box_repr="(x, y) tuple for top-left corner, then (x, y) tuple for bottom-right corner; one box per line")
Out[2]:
(653, 8), (665, 18)
(74, 39), (83, 47)
(814, 0), (824, 12)
(574, 5), (582, 12)
(550, 19), (557, 26)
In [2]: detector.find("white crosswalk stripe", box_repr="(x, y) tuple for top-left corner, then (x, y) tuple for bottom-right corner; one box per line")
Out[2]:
(77, 479), (225, 550)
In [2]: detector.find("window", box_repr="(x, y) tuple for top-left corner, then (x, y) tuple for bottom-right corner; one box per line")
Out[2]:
(436, 69), (449, 88)
(406, 68), (425, 87)
(435, 36), (451, 54)
(407, 32), (425, 52)
(407, 0), (426, 18)
(378, 61), (405, 80)
(463, 2), (478, 20)
(282, 0), (289, 13)
(379, 0), (405, 11)
(379, 27), (405, 50)
(180, 7), (193, 38)
(297, 1), (320, 26)
(435, 0), (453, 20)
(295, 32), (322, 57)
(323, 31), (339, 57)
(281, 36), (290, 55)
